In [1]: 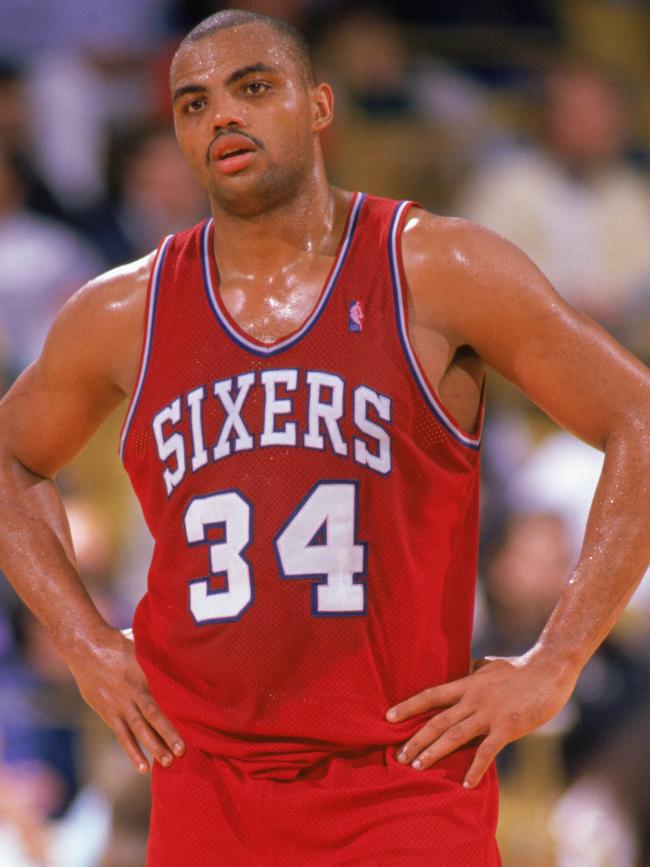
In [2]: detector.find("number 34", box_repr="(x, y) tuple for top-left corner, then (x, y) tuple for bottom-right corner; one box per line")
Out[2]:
(184, 481), (368, 624)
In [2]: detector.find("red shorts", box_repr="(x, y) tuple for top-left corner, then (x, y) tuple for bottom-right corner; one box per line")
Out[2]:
(148, 745), (501, 866)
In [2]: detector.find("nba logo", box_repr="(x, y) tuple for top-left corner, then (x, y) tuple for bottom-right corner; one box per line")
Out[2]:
(348, 300), (364, 332)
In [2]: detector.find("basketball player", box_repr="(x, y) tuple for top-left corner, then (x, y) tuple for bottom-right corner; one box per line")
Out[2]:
(1, 11), (649, 865)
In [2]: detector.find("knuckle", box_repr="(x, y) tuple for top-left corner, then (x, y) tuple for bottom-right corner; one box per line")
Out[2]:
(491, 720), (512, 742)
(479, 737), (500, 759)
(450, 719), (477, 744)
(422, 717), (438, 737)
(448, 725), (467, 745)
(424, 714), (445, 733)
(126, 713), (145, 731)
(134, 678), (152, 698)
(118, 736), (139, 760)
(114, 730), (131, 750)
(414, 737), (431, 755)
(471, 745), (489, 765)
(142, 701), (159, 719)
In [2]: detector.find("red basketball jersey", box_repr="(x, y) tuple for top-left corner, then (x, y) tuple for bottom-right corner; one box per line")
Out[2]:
(121, 193), (485, 771)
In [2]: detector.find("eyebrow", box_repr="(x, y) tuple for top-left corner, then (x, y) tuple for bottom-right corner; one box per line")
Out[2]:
(225, 63), (279, 85)
(172, 83), (207, 103)
(172, 63), (280, 104)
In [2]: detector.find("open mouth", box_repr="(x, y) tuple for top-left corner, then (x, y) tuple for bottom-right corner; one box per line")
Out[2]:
(213, 145), (256, 175)
(218, 147), (253, 161)
(211, 133), (257, 161)
(210, 134), (258, 173)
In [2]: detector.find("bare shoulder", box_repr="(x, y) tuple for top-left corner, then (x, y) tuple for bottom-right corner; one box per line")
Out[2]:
(402, 207), (513, 252)
(401, 208), (534, 287)
(78, 251), (155, 310)
(46, 251), (156, 396)
(400, 207), (564, 347)
(400, 207), (650, 451)
(0, 252), (156, 478)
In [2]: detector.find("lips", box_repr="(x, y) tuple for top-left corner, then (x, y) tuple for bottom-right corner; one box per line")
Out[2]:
(211, 133), (257, 172)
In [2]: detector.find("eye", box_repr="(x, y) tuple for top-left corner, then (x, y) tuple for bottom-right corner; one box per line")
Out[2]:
(184, 97), (207, 114)
(243, 81), (271, 96)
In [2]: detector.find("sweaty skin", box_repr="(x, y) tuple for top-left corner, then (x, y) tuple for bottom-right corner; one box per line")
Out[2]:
(1, 22), (650, 785)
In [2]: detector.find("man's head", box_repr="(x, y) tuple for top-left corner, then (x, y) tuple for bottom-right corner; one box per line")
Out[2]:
(170, 11), (331, 217)
(173, 10), (315, 87)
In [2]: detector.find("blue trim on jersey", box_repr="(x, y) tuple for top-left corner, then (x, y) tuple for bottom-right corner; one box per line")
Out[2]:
(120, 235), (174, 460)
(388, 202), (481, 450)
(201, 192), (366, 357)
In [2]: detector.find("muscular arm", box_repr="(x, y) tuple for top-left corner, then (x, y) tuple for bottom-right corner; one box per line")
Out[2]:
(0, 254), (185, 772)
(388, 213), (650, 785)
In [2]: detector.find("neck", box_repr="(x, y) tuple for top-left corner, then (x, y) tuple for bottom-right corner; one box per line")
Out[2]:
(208, 163), (348, 279)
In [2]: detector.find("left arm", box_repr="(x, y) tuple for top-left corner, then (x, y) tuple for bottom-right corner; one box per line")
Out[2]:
(387, 215), (650, 786)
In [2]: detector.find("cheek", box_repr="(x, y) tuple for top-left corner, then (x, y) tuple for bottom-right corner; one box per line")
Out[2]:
(267, 103), (313, 153)
(174, 112), (206, 141)
(172, 139), (210, 188)
(174, 124), (208, 167)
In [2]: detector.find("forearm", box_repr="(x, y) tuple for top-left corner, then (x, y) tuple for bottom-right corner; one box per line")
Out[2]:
(531, 422), (650, 676)
(0, 459), (112, 658)
(0, 453), (185, 771)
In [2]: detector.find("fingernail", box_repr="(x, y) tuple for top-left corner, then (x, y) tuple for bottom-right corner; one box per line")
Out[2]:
(463, 780), (472, 789)
(173, 742), (185, 755)
(161, 755), (172, 767)
(138, 763), (148, 774)
(397, 749), (408, 763)
(412, 758), (422, 770)
(386, 708), (397, 721)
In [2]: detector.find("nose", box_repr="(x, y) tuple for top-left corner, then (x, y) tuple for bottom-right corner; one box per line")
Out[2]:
(210, 98), (245, 132)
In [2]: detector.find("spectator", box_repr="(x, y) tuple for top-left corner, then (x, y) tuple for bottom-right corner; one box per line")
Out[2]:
(476, 506), (650, 862)
(0, 62), (65, 222)
(317, 8), (486, 209)
(0, 492), (130, 866)
(0, 603), (81, 819)
(0, 146), (103, 380)
(83, 122), (208, 267)
(457, 59), (650, 340)
(0, 0), (167, 210)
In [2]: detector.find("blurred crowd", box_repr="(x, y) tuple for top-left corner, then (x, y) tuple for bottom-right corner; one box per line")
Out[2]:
(2, 1), (650, 865)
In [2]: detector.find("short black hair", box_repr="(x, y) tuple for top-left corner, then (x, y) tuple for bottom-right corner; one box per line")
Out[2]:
(175, 10), (315, 85)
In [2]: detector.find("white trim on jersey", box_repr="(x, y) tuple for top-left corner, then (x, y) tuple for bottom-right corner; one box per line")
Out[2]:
(201, 192), (365, 357)
(388, 201), (482, 450)
(119, 235), (174, 460)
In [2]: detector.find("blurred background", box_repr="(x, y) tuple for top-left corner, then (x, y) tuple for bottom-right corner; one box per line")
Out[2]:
(1, 0), (650, 864)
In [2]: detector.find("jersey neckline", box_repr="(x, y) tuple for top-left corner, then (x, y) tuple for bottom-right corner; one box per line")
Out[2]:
(200, 191), (365, 357)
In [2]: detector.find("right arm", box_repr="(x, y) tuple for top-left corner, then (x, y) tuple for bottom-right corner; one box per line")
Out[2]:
(0, 255), (185, 772)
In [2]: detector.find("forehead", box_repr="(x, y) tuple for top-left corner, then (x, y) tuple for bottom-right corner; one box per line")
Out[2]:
(171, 23), (299, 87)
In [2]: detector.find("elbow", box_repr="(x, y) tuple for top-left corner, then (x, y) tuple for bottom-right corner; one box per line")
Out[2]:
(604, 405), (650, 456)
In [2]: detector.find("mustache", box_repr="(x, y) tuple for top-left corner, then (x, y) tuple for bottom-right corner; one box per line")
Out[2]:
(205, 128), (265, 166)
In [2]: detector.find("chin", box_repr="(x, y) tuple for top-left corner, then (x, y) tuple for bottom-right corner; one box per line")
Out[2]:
(212, 171), (305, 217)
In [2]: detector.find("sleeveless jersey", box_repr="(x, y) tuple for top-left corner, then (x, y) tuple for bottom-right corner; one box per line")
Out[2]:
(120, 193), (484, 770)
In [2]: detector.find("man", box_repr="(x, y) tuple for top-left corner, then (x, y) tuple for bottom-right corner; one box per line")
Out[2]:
(1, 10), (649, 865)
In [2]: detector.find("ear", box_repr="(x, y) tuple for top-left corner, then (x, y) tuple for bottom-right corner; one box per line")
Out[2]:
(311, 83), (334, 133)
